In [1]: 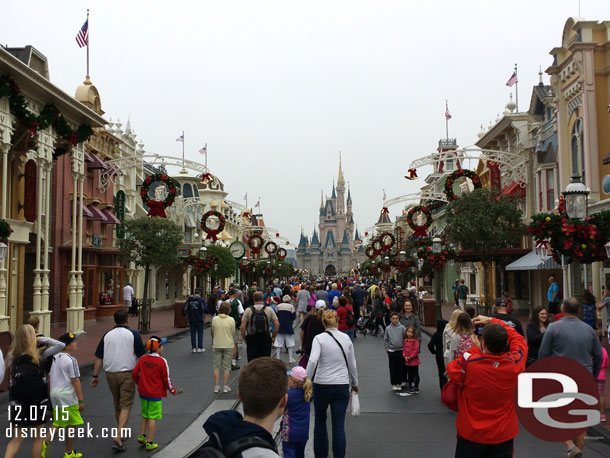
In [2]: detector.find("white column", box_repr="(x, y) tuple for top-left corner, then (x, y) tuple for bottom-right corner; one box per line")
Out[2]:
(31, 156), (44, 318)
(40, 161), (52, 336)
(0, 143), (9, 332)
(77, 176), (84, 310)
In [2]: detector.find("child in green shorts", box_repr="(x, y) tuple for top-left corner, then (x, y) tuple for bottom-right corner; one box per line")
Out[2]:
(132, 336), (180, 451)
(47, 332), (84, 458)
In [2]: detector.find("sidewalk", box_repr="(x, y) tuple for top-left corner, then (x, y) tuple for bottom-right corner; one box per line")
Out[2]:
(421, 302), (610, 440)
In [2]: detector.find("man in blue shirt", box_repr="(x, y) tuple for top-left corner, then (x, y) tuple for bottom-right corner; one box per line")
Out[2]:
(326, 283), (341, 309)
(183, 288), (208, 353)
(547, 274), (560, 314)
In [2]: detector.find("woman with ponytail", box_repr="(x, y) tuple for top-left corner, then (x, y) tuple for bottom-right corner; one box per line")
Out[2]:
(280, 366), (313, 458)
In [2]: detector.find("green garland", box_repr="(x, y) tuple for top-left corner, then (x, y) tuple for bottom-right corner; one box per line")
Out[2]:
(0, 75), (93, 158)
(0, 218), (13, 243)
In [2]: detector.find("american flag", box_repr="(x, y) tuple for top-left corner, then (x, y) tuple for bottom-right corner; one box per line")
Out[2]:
(243, 193), (248, 201)
(445, 105), (452, 120)
(198, 144), (207, 155)
(506, 71), (518, 87)
(254, 199), (260, 208)
(176, 134), (184, 142)
(75, 20), (89, 48)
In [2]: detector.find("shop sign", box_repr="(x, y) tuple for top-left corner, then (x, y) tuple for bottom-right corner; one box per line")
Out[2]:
(178, 249), (191, 257)
(92, 234), (102, 248)
(115, 190), (126, 239)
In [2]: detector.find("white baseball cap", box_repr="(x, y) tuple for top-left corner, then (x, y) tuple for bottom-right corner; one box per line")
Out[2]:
(315, 300), (326, 310)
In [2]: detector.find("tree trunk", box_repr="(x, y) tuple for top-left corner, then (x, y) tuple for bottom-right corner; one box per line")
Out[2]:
(142, 264), (150, 305)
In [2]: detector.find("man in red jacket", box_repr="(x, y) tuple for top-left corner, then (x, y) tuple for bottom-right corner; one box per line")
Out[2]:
(446, 315), (527, 458)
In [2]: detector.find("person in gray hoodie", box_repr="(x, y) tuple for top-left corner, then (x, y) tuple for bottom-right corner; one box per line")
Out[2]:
(384, 312), (406, 391)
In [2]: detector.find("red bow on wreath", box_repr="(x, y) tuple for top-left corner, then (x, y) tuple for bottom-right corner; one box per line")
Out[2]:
(242, 211), (250, 218)
(412, 226), (428, 238)
(405, 169), (418, 180)
(147, 200), (167, 218)
(381, 207), (389, 214)
(201, 173), (212, 183)
(69, 133), (78, 146)
(29, 121), (39, 137)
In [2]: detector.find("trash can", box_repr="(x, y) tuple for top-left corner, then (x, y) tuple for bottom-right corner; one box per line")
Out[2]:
(422, 298), (437, 327)
(174, 300), (188, 328)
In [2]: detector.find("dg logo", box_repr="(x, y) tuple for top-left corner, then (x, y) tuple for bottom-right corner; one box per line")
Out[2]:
(516, 356), (600, 441)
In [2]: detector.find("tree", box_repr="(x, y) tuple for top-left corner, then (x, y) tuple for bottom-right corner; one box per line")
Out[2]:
(118, 217), (183, 308)
(445, 188), (525, 306)
(205, 245), (237, 282)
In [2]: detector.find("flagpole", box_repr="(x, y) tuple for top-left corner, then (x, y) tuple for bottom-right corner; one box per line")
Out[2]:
(182, 131), (185, 167)
(204, 143), (208, 170)
(445, 99), (449, 140)
(86, 9), (90, 79)
(514, 63), (519, 112)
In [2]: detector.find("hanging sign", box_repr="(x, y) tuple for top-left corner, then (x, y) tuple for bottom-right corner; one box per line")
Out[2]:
(115, 190), (126, 239)
(24, 159), (38, 222)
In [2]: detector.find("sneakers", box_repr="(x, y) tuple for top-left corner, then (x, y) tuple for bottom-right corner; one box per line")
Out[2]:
(231, 364), (240, 371)
(288, 359), (296, 364)
(223, 386), (232, 393)
(191, 348), (197, 353)
(214, 386), (220, 393)
(137, 435), (147, 445)
(145, 442), (158, 452)
(391, 385), (401, 391)
(565, 446), (582, 458)
(412, 387), (420, 394)
(397, 390), (412, 397)
(64, 451), (83, 458)
(197, 348), (205, 353)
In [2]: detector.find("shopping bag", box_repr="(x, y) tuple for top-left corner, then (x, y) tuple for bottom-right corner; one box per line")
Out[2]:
(350, 391), (360, 416)
(441, 380), (461, 412)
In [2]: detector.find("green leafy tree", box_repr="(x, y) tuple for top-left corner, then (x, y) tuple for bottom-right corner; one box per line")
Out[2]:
(118, 217), (183, 307)
(205, 245), (237, 282)
(445, 188), (525, 306)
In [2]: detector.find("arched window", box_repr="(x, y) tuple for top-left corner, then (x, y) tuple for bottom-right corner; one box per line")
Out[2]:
(182, 183), (193, 198)
(570, 118), (584, 182)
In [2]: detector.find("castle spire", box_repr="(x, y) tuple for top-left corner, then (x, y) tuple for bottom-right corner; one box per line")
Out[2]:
(331, 178), (336, 199)
(320, 190), (324, 208)
(338, 151), (344, 183)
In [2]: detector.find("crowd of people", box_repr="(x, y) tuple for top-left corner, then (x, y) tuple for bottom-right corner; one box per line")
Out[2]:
(2, 273), (610, 458)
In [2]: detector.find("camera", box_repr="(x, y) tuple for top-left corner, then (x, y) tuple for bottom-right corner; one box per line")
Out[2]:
(475, 324), (484, 336)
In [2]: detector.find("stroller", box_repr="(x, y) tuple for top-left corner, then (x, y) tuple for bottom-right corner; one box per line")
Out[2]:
(356, 314), (376, 337)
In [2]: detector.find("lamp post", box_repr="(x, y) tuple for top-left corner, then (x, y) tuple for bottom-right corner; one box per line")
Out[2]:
(384, 255), (390, 283)
(432, 237), (443, 320)
(562, 173), (589, 303)
(199, 245), (207, 295)
(399, 250), (406, 287)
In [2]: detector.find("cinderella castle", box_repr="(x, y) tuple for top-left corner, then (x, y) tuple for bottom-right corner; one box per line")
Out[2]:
(297, 159), (365, 276)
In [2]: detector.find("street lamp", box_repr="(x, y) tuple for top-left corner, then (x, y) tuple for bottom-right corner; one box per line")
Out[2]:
(431, 237), (443, 320)
(399, 250), (407, 287)
(0, 242), (7, 263)
(198, 245), (207, 260)
(562, 173), (590, 301)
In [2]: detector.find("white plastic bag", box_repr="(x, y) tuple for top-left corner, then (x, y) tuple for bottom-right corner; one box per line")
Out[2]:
(350, 391), (360, 416)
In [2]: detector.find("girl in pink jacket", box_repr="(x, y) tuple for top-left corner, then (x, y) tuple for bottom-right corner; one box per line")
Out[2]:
(598, 344), (608, 423)
(400, 326), (421, 395)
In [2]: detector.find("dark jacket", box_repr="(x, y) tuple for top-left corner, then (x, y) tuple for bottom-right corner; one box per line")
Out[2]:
(202, 410), (278, 457)
(351, 287), (365, 307)
(428, 319), (448, 364)
(525, 321), (545, 361)
(183, 295), (207, 323)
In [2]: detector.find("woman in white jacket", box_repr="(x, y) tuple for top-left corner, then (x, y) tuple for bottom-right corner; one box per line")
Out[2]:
(306, 309), (358, 458)
(442, 309), (462, 368)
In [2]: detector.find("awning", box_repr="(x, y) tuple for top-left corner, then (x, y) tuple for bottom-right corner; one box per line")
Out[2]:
(87, 204), (108, 222)
(71, 201), (93, 217)
(505, 250), (561, 271)
(501, 182), (526, 197)
(85, 152), (108, 170)
(101, 209), (120, 224)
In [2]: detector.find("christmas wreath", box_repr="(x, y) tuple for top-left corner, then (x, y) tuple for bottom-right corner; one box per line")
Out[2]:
(390, 256), (414, 272)
(372, 239), (383, 256)
(444, 169), (482, 200)
(0, 219), (13, 243)
(248, 234), (264, 256)
(406, 206), (432, 238)
(365, 246), (376, 259)
(0, 75), (93, 158)
(140, 174), (177, 218)
(379, 232), (395, 251)
(264, 241), (278, 256)
(277, 247), (287, 259)
(183, 254), (219, 274)
(415, 241), (456, 269)
(200, 210), (226, 241)
(527, 210), (610, 264)
(239, 258), (253, 273)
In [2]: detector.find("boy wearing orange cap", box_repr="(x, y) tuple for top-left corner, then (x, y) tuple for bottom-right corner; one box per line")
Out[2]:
(132, 336), (180, 451)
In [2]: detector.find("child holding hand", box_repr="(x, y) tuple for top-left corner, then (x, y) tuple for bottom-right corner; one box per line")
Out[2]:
(281, 366), (312, 458)
(400, 326), (421, 396)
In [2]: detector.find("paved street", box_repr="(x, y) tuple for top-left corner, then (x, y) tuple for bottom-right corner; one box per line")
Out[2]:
(2, 323), (610, 457)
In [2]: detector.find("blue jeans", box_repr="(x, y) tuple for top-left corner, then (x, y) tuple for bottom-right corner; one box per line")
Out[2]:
(190, 322), (204, 349)
(282, 441), (306, 458)
(341, 329), (354, 342)
(313, 384), (350, 458)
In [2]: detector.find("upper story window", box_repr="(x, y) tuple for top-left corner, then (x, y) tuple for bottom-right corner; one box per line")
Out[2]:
(571, 118), (585, 183)
(183, 183), (193, 198)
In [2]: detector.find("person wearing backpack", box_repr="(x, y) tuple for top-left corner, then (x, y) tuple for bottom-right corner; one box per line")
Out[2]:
(240, 291), (280, 362)
(183, 288), (208, 353)
(4, 324), (65, 458)
(336, 296), (356, 342)
(197, 357), (288, 458)
(274, 295), (297, 363)
(228, 289), (244, 371)
(448, 313), (479, 363)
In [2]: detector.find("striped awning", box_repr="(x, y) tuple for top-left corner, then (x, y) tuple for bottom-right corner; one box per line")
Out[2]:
(505, 250), (561, 271)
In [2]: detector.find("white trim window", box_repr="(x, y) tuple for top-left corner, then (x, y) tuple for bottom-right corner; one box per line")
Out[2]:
(535, 166), (558, 212)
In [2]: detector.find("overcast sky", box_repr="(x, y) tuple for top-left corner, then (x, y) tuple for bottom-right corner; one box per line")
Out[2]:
(2, 1), (608, 245)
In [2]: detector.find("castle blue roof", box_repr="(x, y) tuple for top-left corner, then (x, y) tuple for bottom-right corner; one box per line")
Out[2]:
(298, 232), (309, 248)
(331, 184), (336, 199)
(347, 188), (352, 203)
(341, 230), (351, 251)
(324, 200), (335, 216)
(354, 228), (361, 241)
(311, 229), (320, 246)
(325, 231), (336, 248)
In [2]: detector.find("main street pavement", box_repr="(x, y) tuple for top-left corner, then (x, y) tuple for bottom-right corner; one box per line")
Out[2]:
(2, 321), (610, 457)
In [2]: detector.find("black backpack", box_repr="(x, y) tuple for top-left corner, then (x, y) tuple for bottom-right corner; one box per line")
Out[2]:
(192, 432), (276, 458)
(248, 306), (269, 337)
(10, 358), (48, 405)
(343, 306), (356, 327)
